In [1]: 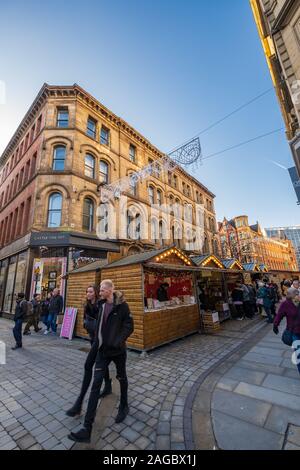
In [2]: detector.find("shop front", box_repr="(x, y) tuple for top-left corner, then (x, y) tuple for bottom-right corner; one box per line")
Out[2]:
(192, 255), (231, 323)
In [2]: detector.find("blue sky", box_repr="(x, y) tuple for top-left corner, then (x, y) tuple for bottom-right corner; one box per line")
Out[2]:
(0, 0), (298, 227)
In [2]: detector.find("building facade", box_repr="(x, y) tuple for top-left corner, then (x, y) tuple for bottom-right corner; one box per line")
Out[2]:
(218, 215), (298, 271)
(250, 0), (300, 175)
(265, 225), (300, 268)
(0, 83), (218, 316)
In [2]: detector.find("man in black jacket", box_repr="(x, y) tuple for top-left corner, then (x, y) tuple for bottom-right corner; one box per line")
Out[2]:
(44, 288), (63, 335)
(12, 293), (28, 350)
(68, 279), (134, 443)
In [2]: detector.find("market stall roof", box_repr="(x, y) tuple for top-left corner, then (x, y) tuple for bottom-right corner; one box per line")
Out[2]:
(102, 245), (194, 269)
(243, 262), (260, 272)
(222, 258), (244, 270)
(191, 254), (224, 269)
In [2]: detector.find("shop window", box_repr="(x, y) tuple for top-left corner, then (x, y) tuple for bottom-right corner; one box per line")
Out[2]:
(99, 160), (109, 184)
(11, 252), (28, 312)
(53, 146), (66, 171)
(0, 259), (8, 310)
(57, 108), (69, 128)
(83, 198), (94, 231)
(3, 256), (17, 313)
(30, 257), (67, 300)
(85, 154), (95, 179)
(47, 193), (62, 228)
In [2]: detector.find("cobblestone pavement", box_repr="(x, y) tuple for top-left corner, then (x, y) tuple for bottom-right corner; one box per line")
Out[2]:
(0, 316), (266, 450)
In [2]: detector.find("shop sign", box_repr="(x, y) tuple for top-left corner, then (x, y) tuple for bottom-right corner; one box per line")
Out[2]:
(60, 307), (78, 340)
(30, 232), (70, 246)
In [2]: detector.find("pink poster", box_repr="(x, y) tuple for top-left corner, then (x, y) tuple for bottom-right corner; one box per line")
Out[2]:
(60, 307), (78, 340)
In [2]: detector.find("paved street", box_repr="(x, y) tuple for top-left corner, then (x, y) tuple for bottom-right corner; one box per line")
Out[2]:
(0, 315), (293, 450)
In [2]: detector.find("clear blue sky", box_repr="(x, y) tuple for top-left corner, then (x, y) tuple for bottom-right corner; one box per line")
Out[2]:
(0, 0), (298, 227)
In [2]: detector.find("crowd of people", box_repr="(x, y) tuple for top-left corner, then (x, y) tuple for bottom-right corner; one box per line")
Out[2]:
(11, 288), (64, 350)
(230, 278), (300, 324)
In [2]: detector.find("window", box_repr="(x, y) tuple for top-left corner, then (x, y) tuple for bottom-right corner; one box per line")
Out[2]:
(151, 219), (158, 242)
(173, 175), (177, 189)
(83, 198), (94, 231)
(148, 186), (154, 205)
(155, 163), (161, 179)
(129, 174), (137, 196)
(57, 108), (69, 128)
(129, 144), (136, 162)
(53, 146), (66, 171)
(127, 209), (140, 239)
(99, 160), (109, 184)
(36, 115), (42, 134)
(148, 158), (154, 175)
(85, 154), (95, 179)
(157, 189), (162, 206)
(47, 193), (62, 228)
(100, 126), (110, 146)
(87, 117), (97, 139)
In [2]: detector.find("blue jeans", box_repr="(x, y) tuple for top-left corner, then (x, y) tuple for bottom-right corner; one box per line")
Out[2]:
(292, 334), (300, 375)
(47, 313), (58, 333)
(13, 319), (23, 347)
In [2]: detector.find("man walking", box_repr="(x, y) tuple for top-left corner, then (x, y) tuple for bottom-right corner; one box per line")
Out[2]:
(68, 279), (134, 443)
(12, 293), (28, 350)
(23, 293), (42, 335)
(44, 288), (63, 335)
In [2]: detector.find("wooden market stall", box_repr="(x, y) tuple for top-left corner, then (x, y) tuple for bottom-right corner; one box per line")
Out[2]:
(101, 246), (200, 352)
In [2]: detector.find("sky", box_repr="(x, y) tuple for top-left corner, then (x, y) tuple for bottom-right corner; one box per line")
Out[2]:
(0, 0), (299, 228)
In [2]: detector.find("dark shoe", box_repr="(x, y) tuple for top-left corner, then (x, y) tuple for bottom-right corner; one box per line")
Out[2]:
(68, 427), (91, 443)
(115, 405), (129, 423)
(99, 379), (112, 399)
(11, 345), (22, 350)
(66, 402), (82, 417)
(23, 331), (31, 335)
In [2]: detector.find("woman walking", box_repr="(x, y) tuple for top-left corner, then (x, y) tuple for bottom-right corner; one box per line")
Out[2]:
(83, 285), (100, 345)
(273, 287), (300, 374)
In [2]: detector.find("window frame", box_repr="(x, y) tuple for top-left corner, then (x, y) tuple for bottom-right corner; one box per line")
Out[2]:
(85, 154), (96, 179)
(52, 146), (66, 171)
(47, 193), (63, 228)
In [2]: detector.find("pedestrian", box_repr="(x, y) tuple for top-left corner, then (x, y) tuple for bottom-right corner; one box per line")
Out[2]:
(83, 285), (100, 345)
(44, 288), (63, 335)
(247, 283), (257, 316)
(23, 294), (42, 335)
(257, 278), (274, 324)
(273, 288), (300, 374)
(41, 292), (52, 327)
(292, 279), (300, 295)
(12, 293), (28, 350)
(67, 279), (134, 443)
(282, 279), (292, 297)
(241, 282), (254, 319)
(231, 281), (245, 320)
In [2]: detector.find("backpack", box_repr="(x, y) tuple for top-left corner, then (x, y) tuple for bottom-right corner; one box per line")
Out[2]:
(21, 300), (33, 319)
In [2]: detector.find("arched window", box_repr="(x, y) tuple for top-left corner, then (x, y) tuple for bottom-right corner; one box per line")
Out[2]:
(53, 146), (66, 171)
(175, 198), (181, 218)
(157, 189), (162, 206)
(99, 160), (109, 184)
(151, 218), (158, 242)
(47, 193), (62, 227)
(127, 208), (140, 239)
(159, 220), (166, 246)
(129, 174), (137, 196)
(85, 154), (95, 179)
(83, 198), (94, 231)
(148, 186), (154, 205)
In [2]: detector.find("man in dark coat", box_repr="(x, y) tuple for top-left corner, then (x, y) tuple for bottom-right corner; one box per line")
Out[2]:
(44, 288), (63, 335)
(12, 293), (28, 350)
(68, 279), (134, 443)
(23, 293), (42, 335)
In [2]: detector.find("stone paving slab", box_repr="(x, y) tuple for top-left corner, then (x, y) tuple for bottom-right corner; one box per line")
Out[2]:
(0, 315), (267, 450)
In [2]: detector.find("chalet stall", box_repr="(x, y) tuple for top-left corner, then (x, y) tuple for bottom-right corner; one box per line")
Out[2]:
(100, 246), (200, 352)
(192, 255), (231, 324)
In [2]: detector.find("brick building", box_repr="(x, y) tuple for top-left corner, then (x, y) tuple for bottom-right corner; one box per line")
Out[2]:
(0, 83), (218, 316)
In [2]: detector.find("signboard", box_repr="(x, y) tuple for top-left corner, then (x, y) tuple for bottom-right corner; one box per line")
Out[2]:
(60, 307), (78, 340)
(212, 311), (219, 323)
(288, 166), (300, 203)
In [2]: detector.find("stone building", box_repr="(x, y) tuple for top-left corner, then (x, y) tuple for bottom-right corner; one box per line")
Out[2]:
(0, 83), (218, 316)
(250, 0), (300, 174)
(218, 215), (298, 271)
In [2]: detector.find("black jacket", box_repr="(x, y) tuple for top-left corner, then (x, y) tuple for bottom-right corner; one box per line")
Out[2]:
(94, 291), (134, 357)
(232, 288), (244, 303)
(14, 299), (27, 321)
(49, 295), (63, 315)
